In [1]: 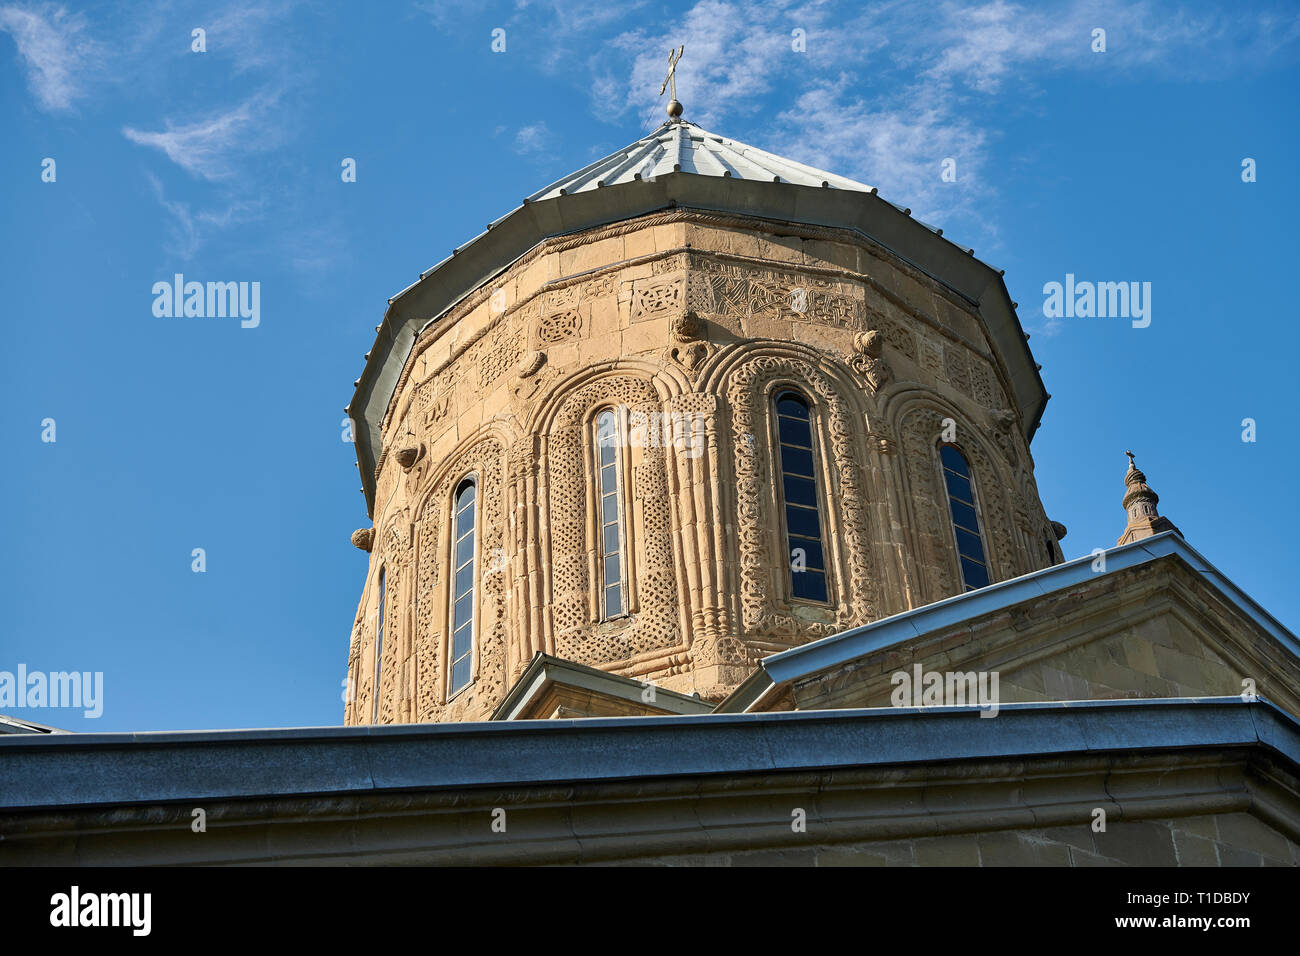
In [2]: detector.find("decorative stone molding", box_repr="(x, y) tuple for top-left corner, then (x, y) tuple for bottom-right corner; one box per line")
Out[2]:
(351, 528), (374, 552)
(727, 354), (879, 642)
(548, 376), (682, 669)
(849, 329), (891, 392)
(413, 437), (508, 723)
(898, 405), (1021, 599)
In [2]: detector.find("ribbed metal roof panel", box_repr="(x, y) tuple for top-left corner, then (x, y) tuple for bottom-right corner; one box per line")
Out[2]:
(525, 120), (878, 201)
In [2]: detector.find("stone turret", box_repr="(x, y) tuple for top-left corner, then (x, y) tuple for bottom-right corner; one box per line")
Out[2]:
(1117, 450), (1181, 545)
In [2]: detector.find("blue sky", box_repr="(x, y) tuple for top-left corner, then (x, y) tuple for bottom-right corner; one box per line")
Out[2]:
(1, 0), (1297, 732)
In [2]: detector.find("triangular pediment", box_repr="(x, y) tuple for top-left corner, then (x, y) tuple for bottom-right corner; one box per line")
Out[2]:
(739, 537), (1300, 720)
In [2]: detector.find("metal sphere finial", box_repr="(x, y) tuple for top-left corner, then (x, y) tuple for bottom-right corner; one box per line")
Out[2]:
(659, 45), (684, 122)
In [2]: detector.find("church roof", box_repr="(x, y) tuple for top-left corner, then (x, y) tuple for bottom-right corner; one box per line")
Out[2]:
(521, 120), (952, 242)
(533, 121), (861, 196)
(348, 118), (1044, 515)
(717, 532), (1300, 713)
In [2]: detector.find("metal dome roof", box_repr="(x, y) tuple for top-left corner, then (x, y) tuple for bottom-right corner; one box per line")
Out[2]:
(524, 119), (880, 201)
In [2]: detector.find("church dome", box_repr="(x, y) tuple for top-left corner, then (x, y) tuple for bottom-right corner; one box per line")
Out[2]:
(344, 112), (1057, 724)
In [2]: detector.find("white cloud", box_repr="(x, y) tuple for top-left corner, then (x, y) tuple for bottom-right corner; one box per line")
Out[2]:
(123, 92), (282, 180)
(557, 0), (1300, 241)
(0, 3), (101, 111)
(774, 79), (988, 228)
(514, 121), (552, 156)
(202, 0), (296, 72)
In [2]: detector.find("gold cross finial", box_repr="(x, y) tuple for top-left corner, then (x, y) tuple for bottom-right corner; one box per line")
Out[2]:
(659, 45), (684, 121)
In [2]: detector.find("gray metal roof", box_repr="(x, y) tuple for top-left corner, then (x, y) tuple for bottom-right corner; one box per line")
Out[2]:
(2, 698), (1295, 812)
(518, 119), (949, 239)
(529, 120), (875, 199)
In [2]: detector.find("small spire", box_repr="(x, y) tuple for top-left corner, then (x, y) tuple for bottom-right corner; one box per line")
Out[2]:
(1117, 451), (1181, 545)
(659, 45), (684, 122)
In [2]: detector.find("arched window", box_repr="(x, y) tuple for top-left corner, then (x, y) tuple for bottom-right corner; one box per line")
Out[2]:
(775, 391), (828, 603)
(449, 479), (477, 695)
(371, 567), (385, 723)
(595, 409), (628, 619)
(939, 445), (990, 591)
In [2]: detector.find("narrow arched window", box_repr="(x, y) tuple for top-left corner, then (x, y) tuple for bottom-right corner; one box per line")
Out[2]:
(595, 409), (628, 618)
(939, 445), (990, 591)
(775, 391), (828, 603)
(371, 567), (385, 723)
(449, 479), (477, 695)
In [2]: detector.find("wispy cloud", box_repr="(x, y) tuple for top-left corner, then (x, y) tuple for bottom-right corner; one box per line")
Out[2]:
(774, 79), (988, 227)
(202, 0), (297, 72)
(0, 2), (101, 111)
(513, 121), (551, 156)
(145, 172), (263, 259)
(558, 0), (1300, 234)
(123, 92), (282, 180)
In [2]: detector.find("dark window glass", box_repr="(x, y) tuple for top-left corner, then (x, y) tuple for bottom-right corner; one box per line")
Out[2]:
(595, 410), (628, 619)
(943, 472), (974, 506)
(776, 415), (811, 449)
(449, 480), (476, 694)
(786, 504), (822, 539)
(776, 392), (829, 604)
(940, 444), (969, 476)
(954, 527), (984, 562)
(960, 557), (990, 590)
(948, 499), (980, 535)
(940, 446), (990, 592)
(790, 539), (825, 573)
(792, 568), (828, 602)
(780, 445), (815, 478)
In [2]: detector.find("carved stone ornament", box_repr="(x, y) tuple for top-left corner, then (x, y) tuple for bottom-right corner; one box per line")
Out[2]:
(867, 420), (898, 455)
(351, 527), (374, 552)
(668, 309), (711, 373)
(396, 444), (426, 471)
(992, 409), (1021, 468)
(517, 350), (546, 379)
(849, 329), (891, 392)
